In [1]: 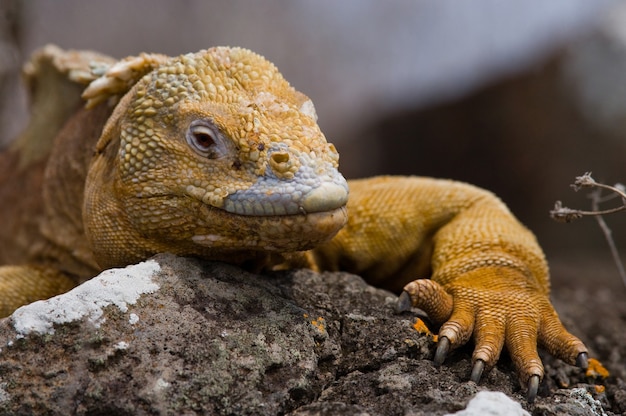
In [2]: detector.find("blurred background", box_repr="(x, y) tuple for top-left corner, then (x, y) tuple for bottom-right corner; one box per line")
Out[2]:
(1, 0), (625, 268)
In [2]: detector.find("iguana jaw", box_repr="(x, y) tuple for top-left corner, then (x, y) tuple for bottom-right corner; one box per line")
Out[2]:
(191, 205), (348, 252)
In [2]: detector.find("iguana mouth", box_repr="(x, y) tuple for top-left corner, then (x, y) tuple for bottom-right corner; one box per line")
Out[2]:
(223, 181), (348, 216)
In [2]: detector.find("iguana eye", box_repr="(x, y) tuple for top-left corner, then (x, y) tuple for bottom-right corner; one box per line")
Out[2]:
(186, 121), (224, 158)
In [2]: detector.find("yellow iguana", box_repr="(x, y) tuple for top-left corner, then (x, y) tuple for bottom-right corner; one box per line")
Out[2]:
(0, 45), (588, 402)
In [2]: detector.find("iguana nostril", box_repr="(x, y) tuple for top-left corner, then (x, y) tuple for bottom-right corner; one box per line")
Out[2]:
(269, 151), (294, 177)
(271, 152), (289, 164)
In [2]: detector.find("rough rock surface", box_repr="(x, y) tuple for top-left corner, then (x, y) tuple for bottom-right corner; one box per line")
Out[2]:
(0, 254), (621, 415)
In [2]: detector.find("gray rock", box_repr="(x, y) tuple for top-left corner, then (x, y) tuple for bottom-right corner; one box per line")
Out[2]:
(0, 254), (614, 415)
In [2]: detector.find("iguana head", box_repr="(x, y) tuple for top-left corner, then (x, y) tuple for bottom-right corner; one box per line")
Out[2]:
(83, 47), (348, 267)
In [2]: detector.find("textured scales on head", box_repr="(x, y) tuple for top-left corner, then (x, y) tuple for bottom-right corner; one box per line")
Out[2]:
(83, 47), (348, 268)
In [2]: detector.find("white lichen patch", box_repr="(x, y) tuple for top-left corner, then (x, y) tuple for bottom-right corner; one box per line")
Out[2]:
(154, 377), (171, 392)
(570, 388), (608, 416)
(115, 341), (130, 350)
(11, 260), (161, 336)
(346, 313), (376, 322)
(129, 313), (140, 325)
(0, 383), (10, 403)
(445, 391), (530, 416)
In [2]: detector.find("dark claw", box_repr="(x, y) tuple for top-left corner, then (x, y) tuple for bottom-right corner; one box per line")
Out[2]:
(396, 291), (412, 313)
(433, 336), (450, 366)
(527, 375), (540, 403)
(576, 352), (589, 370)
(470, 359), (485, 383)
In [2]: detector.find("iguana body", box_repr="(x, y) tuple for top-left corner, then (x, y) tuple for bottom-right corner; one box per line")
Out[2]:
(0, 45), (587, 402)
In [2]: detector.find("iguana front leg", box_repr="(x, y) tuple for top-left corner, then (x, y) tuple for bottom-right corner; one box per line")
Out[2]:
(0, 266), (75, 317)
(306, 176), (588, 402)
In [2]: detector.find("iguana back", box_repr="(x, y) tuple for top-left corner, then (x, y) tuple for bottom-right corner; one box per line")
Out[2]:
(0, 46), (115, 280)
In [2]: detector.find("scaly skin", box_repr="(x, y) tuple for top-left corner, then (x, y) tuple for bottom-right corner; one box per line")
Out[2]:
(0, 46), (587, 402)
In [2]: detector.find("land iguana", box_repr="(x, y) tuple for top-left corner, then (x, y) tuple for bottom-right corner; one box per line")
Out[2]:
(0, 45), (588, 402)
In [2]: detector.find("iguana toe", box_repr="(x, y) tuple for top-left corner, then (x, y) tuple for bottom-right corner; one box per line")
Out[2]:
(399, 279), (453, 324)
(433, 336), (450, 366)
(395, 291), (413, 313)
(537, 304), (589, 367)
(470, 359), (485, 383)
(527, 375), (540, 403)
(577, 352), (589, 369)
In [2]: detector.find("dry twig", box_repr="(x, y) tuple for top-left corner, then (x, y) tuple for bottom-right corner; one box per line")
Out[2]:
(550, 172), (626, 288)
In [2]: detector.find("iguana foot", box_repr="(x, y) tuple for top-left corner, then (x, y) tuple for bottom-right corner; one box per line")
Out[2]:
(398, 268), (588, 402)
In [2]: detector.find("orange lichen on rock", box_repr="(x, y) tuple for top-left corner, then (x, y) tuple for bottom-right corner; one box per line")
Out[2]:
(413, 318), (438, 342)
(306, 314), (327, 336)
(586, 358), (609, 379)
